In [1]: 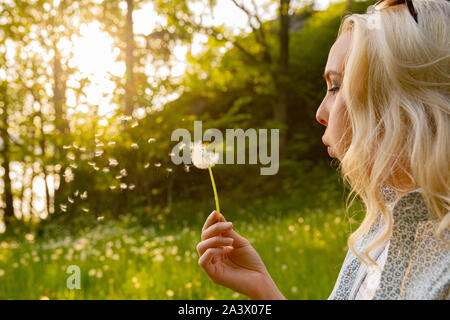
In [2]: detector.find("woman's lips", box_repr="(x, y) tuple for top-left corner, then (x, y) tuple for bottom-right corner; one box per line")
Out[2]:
(327, 146), (334, 158)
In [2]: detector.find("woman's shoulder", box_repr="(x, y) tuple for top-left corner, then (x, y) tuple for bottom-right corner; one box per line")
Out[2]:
(374, 188), (450, 299)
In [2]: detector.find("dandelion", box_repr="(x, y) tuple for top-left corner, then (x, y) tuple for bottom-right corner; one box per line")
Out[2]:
(166, 290), (174, 297)
(95, 150), (104, 157)
(25, 233), (35, 241)
(108, 158), (119, 166)
(190, 141), (220, 219)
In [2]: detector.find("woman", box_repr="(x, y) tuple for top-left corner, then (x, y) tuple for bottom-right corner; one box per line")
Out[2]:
(196, 0), (449, 300)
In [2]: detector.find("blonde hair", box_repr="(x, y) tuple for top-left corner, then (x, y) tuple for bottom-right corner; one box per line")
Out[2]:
(336, 0), (450, 267)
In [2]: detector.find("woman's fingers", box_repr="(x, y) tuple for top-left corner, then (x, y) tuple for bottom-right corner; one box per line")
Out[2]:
(201, 222), (233, 240)
(197, 236), (234, 256)
(202, 210), (225, 232)
(198, 247), (222, 268)
(220, 229), (249, 248)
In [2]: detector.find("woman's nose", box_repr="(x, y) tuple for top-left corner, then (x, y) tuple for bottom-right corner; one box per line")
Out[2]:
(316, 104), (328, 127)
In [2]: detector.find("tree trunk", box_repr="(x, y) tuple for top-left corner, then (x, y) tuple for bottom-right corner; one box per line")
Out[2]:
(275, 0), (291, 160)
(53, 46), (68, 134)
(125, 0), (135, 116)
(346, 0), (352, 13)
(0, 83), (15, 224)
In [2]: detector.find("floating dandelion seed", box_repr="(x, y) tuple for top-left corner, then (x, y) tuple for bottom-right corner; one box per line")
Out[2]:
(81, 207), (89, 213)
(115, 175), (122, 179)
(120, 183), (127, 190)
(74, 190), (79, 197)
(108, 141), (116, 146)
(60, 204), (67, 212)
(63, 145), (71, 149)
(102, 167), (110, 173)
(67, 153), (75, 161)
(95, 150), (104, 157)
(166, 168), (173, 173)
(80, 191), (88, 199)
(131, 121), (138, 128)
(120, 168), (127, 177)
(96, 143), (104, 147)
(88, 161), (96, 166)
(109, 185), (117, 190)
(69, 163), (78, 169)
(147, 138), (156, 143)
(108, 158), (119, 166)
(144, 163), (150, 169)
(190, 142), (220, 219)
(131, 143), (139, 149)
(68, 197), (74, 204)
(184, 165), (190, 172)
(128, 184), (136, 190)
(93, 166), (100, 171)
(73, 142), (79, 149)
(154, 162), (161, 167)
(79, 147), (87, 152)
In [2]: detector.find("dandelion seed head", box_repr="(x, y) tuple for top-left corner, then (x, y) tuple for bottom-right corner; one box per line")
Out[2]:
(190, 142), (219, 169)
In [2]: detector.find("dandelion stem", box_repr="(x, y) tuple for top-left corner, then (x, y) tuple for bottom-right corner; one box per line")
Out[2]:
(208, 167), (220, 219)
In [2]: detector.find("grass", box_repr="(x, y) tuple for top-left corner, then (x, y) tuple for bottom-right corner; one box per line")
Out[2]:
(0, 194), (364, 300)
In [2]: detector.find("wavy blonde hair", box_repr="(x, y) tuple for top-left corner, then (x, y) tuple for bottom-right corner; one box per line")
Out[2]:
(335, 0), (450, 267)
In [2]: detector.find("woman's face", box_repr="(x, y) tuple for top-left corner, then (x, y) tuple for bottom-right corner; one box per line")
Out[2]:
(316, 32), (352, 161)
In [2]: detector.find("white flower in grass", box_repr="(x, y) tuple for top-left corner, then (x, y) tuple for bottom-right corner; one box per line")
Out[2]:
(190, 141), (219, 169)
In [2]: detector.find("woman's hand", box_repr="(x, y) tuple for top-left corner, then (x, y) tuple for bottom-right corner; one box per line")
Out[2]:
(196, 211), (286, 300)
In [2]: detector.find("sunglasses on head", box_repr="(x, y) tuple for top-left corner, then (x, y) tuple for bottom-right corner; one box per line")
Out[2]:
(374, 0), (419, 24)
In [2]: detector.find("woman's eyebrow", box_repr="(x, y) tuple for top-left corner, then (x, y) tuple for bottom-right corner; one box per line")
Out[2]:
(323, 70), (341, 81)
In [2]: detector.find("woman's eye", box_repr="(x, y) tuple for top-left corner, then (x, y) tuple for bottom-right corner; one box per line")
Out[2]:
(328, 86), (340, 95)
